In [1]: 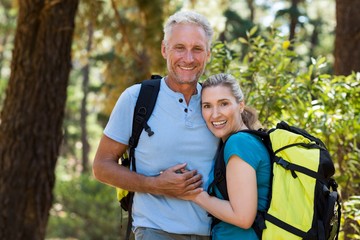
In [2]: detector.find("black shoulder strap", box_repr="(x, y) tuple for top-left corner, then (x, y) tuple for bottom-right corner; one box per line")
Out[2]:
(242, 129), (273, 158)
(129, 75), (161, 149)
(208, 141), (226, 197)
(128, 75), (161, 171)
(207, 140), (225, 229)
(124, 75), (161, 240)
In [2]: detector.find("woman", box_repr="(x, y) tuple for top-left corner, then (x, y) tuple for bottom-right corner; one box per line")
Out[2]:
(182, 73), (271, 239)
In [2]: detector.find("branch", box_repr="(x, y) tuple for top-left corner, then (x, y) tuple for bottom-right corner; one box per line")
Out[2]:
(110, 0), (142, 63)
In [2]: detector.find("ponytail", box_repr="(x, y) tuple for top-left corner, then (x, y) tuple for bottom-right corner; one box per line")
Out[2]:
(241, 106), (262, 130)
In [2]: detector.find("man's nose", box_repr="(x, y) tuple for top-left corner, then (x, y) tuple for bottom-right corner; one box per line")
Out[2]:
(183, 50), (194, 62)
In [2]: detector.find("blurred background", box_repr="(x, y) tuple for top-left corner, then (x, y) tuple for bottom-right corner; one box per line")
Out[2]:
(0, 0), (359, 239)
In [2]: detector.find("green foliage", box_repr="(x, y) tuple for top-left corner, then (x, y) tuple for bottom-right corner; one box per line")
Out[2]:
(46, 174), (125, 240)
(207, 26), (304, 125)
(222, 9), (255, 43)
(342, 195), (360, 239)
(206, 25), (360, 237)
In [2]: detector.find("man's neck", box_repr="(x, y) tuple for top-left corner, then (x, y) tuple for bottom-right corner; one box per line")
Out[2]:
(165, 77), (198, 105)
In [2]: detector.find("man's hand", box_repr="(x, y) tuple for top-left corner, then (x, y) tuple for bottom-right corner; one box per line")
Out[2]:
(152, 163), (203, 198)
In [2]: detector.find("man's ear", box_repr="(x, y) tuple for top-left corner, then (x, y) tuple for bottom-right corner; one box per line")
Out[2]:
(206, 49), (211, 62)
(161, 41), (167, 59)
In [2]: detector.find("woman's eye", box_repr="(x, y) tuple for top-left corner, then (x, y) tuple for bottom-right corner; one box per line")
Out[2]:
(221, 102), (228, 107)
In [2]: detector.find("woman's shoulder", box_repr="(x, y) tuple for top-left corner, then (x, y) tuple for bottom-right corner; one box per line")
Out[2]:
(227, 131), (259, 143)
(225, 131), (268, 156)
(224, 131), (270, 168)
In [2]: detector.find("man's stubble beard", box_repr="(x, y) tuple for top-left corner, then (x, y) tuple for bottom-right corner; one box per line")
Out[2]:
(171, 66), (206, 85)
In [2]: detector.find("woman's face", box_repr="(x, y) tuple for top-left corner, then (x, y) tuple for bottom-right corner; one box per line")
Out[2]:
(201, 85), (244, 141)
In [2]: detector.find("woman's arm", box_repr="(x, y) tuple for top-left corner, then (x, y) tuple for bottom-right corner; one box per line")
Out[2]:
(193, 154), (258, 229)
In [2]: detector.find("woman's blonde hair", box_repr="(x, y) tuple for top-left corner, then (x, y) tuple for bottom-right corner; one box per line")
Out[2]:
(201, 73), (262, 130)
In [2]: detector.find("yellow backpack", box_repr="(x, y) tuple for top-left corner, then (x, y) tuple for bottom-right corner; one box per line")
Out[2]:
(208, 121), (341, 240)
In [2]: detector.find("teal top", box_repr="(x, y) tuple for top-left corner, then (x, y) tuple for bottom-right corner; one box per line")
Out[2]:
(211, 132), (271, 240)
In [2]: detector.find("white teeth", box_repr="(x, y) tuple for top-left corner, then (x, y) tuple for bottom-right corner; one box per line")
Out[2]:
(180, 66), (195, 70)
(212, 120), (226, 126)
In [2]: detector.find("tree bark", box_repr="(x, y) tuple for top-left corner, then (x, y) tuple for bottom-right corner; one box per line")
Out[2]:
(0, 0), (16, 80)
(246, 0), (255, 22)
(289, 0), (300, 45)
(80, 21), (93, 173)
(0, 0), (79, 239)
(334, 0), (360, 75)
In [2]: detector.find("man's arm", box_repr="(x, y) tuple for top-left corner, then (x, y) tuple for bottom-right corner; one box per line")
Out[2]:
(92, 134), (203, 197)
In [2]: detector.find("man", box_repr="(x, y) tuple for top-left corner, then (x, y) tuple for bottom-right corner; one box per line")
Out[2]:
(93, 10), (219, 240)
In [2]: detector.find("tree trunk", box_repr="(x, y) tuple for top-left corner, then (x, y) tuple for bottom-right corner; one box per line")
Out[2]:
(0, 0), (16, 81)
(0, 0), (79, 239)
(246, 0), (255, 22)
(80, 22), (93, 174)
(334, 0), (360, 75)
(289, 0), (300, 45)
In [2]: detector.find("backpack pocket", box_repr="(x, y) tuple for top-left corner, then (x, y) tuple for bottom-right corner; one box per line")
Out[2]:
(321, 180), (341, 240)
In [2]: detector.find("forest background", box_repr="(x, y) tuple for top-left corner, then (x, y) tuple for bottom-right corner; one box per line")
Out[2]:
(0, 0), (359, 239)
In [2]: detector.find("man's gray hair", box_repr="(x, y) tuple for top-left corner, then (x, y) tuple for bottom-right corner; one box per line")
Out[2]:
(163, 10), (214, 50)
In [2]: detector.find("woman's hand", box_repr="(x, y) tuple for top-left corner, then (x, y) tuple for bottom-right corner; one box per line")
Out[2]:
(178, 187), (208, 201)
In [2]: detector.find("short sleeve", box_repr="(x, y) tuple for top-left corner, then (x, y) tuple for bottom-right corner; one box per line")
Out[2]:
(103, 85), (140, 145)
(223, 133), (263, 170)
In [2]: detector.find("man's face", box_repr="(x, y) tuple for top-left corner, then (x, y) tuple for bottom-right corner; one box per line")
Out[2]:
(161, 23), (211, 85)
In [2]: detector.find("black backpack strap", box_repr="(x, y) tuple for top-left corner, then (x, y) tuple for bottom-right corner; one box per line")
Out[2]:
(241, 129), (272, 154)
(208, 141), (227, 197)
(129, 75), (162, 149)
(207, 141), (226, 230)
(124, 75), (161, 240)
(128, 75), (161, 170)
(207, 129), (271, 237)
(124, 191), (134, 240)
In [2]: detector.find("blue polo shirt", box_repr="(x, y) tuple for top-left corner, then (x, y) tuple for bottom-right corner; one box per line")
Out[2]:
(104, 78), (219, 235)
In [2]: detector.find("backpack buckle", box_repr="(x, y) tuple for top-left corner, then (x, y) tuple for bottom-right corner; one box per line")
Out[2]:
(277, 158), (290, 169)
(144, 122), (154, 136)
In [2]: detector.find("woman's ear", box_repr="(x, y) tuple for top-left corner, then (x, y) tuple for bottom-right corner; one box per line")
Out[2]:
(239, 101), (245, 113)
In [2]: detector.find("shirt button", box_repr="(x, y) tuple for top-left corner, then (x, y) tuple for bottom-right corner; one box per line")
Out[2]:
(179, 98), (183, 103)
(184, 108), (188, 113)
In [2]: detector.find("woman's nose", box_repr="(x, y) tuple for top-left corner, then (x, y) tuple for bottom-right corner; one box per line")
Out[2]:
(211, 107), (220, 118)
